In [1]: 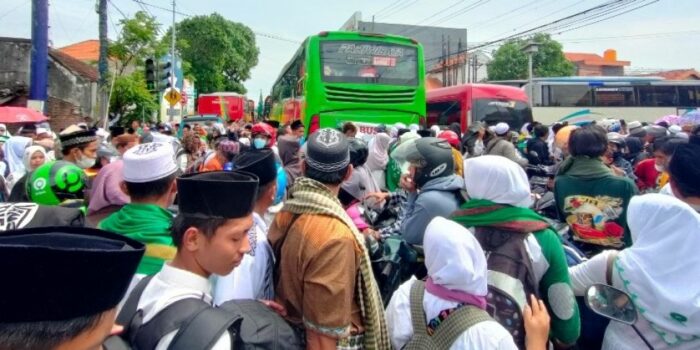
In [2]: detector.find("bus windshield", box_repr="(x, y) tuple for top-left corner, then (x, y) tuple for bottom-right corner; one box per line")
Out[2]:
(473, 99), (532, 130)
(321, 41), (418, 86)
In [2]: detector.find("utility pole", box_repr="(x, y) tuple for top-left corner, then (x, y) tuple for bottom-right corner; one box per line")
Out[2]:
(169, 0), (177, 122)
(98, 0), (108, 126)
(98, 0), (108, 86)
(29, 0), (49, 112)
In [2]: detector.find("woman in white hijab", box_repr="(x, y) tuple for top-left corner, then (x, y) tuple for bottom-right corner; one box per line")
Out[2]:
(365, 132), (391, 190)
(569, 193), (700, 350)
(3, 136), (32, 174)
(452, 156), (581, 346)
(7, 145), (47, 191)
(386, 216), (550, 349)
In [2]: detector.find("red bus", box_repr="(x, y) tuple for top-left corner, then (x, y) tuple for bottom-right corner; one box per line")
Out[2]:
(197, 93), (246, 122)
(427, 84), (533, 133)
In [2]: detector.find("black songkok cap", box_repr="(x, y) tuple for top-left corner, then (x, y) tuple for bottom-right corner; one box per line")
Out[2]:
(59, 125), (97, 148)
(305, 128), (350, 173)
(233, 149), (277, 186)
(0, 226), (144, 322)
(177, 171), (259, 219)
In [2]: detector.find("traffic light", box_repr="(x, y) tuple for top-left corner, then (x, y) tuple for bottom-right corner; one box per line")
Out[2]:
(160, 61), (172, 90)
(145, 58), (155, 91)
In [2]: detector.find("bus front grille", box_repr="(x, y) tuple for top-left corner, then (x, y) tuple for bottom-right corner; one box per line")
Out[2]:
(325, 86), (415, 104)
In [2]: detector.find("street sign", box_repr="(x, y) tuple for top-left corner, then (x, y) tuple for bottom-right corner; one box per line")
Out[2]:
(164, 89), (181, 107)
(167, 108), (180, 117)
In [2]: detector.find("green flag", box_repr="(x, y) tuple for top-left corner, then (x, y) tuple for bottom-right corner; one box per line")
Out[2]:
(257, 90), (264, 119)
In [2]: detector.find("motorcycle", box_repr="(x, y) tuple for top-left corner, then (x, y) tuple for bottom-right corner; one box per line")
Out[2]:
(354, 198), (424, 305)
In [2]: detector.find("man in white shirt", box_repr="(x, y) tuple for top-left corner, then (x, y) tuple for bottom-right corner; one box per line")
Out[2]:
(126, 170), (259, 349)
(215, 149), (278, 303)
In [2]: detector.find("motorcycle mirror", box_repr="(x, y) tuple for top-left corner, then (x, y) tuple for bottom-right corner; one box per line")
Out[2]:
(585, 284), (638, 325)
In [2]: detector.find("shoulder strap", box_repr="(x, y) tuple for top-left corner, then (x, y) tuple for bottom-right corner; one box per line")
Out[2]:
(101, 335), (132, 350)
(116, 275), (155, 327)
(431, 305), (493, 348)
(606, 250), (620, 285)
(168, 307), (242, 350)
(132, 298), (211, 350)
(409, 281), (429, 338)
(273, 214), (301, 287)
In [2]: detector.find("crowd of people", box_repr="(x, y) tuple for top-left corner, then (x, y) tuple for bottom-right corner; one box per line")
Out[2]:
(0, 114), (698, 350)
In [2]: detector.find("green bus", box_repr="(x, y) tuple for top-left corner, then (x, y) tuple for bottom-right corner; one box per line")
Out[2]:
(270, 31), (426, 135)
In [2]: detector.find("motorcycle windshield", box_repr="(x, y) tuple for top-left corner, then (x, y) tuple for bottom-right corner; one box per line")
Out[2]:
(389, 138), (421, 174)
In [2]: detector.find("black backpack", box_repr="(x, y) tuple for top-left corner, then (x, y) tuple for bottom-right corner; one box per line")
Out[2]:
(106, 275), (303, 350)
(473, 227), (540, 349)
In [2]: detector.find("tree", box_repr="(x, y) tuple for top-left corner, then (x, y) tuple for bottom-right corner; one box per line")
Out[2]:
(487, 33), (575, 81)
(109, 11), (167, 76)
(109, 73), (159, 126)
(165, 13), (259, 94)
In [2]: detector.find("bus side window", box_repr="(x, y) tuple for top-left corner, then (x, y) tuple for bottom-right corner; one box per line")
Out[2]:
(679, 86), (698, 107)
(427, 101), (461, 127)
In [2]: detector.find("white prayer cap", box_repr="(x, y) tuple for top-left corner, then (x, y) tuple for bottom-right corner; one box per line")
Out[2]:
(669, 125), (682, 135)
(494, 122), (510, 136)
(95, 128), (109, 139)
(123, 142), (177, 183)
(627, 121), (642, 130)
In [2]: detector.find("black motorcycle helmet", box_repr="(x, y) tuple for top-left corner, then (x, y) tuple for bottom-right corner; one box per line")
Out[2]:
(403, 137), (454, 188)
(348, 138), (369, 168)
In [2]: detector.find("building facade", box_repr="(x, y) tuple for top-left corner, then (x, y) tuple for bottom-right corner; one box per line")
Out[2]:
(0, 37), (99, 130)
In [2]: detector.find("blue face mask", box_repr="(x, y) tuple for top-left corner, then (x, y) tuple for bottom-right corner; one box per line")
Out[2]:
(253, 138), (267, 149)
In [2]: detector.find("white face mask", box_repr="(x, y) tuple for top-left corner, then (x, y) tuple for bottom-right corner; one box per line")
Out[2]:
(75, 154), (96, 169)
(654, 163), (666, 173)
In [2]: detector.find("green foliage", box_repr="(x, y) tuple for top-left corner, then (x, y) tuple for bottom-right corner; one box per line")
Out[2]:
(163, 13), (259, 94)
(109, 11), (167, 76)
(487, 33), (575, 81)
(109, 73), (159, 126)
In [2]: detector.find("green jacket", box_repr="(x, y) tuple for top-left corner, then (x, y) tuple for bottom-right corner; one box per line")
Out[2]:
(554, 157), (638, 248)
(452, 199), (580, 345)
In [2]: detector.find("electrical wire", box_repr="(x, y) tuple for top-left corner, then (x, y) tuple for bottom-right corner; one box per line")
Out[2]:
(422, 0), (660, 64)
(0, 0), (30, 21)
(381, 0), (421, 20)
(398, 0), (487, 38)
(558, 29), (700, 43)
(131, 0), (301, 44)
(374, 0), (408, 18)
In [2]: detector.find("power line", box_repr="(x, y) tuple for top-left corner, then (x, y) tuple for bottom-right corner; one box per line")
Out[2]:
(108, 0), (128, 20)
(399, 0), (487, 38)
(422, 0), (659, 64)
(413, 0), (467, 26)
(131, 0), (301, 44)
(374, 0), (408, 18)
(381, 0), (421, 20)
(469, 0), (542, 30)
(558, 29), (700, 43)
(424, 0), (490, 26)
(0, 0), (30, 20)
(486, 0), (630, 42)
(551, 0), (660, 36)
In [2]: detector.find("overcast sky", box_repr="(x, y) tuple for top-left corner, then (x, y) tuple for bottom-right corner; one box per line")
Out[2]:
(1, 0), (698, 99)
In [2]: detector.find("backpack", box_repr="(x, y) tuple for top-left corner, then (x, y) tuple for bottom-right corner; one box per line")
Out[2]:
(110, 275), (303, 350)
(403, 280), (493, 350)
(473, 227), (540, 349)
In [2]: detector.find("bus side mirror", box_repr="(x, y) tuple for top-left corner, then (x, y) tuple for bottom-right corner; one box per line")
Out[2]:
(585, 284), (637, 325)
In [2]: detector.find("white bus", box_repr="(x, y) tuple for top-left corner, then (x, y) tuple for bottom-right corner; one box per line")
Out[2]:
(495, 77), (700, 125)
